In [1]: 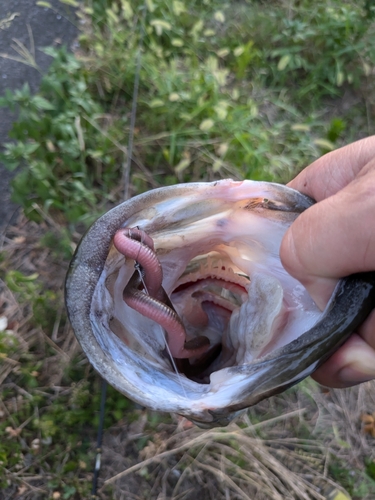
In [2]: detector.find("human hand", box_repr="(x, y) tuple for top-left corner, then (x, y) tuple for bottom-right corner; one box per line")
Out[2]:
(280, 136), (375, 388)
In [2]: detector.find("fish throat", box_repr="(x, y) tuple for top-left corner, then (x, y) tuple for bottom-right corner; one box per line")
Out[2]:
(170, 253), (251, 381)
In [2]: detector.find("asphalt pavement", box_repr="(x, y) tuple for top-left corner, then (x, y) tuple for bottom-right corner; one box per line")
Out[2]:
(0, 0), (78, 232)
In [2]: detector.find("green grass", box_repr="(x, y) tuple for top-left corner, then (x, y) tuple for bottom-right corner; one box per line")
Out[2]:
(1, 0), (375, 498)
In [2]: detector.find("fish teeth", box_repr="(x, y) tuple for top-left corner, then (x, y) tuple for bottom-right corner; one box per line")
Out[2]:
(176, 252), (251, 290)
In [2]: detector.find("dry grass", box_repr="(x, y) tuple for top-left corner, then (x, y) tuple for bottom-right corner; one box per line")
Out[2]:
(97, 382), (375, 500)
(0, 213), (80, 386)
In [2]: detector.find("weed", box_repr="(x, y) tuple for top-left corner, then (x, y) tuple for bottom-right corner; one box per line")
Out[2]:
(266, 0), (375, 96)
(329, 460), (375, 498)
(0, 48), (121, 225)
(5, 270), (59, 331)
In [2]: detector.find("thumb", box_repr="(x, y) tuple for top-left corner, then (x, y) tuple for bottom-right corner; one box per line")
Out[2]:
(280, 174), (375, 309)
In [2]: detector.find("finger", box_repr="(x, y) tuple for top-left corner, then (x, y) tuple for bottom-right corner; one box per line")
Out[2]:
(357, 308), (375, 347)
(312, 333), (375, 388)
(288, 136), (375, 201)
(312, 309), (375, 387)
(280, 169), (375, 309)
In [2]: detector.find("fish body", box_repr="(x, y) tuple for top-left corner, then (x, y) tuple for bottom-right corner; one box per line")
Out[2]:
(65, 180), (375, 427)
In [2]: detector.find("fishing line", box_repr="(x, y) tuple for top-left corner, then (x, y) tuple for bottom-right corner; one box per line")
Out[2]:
(123, 6), (147, 201)
(161, 326), (188, 399)
(135, 260), (149, 293)
(91, 378), (107, 499)
(91, 5), (146, 494)
(134, 225), (149, 293)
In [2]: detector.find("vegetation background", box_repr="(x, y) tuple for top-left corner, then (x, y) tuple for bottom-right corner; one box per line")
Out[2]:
(1, 0), (375, 498)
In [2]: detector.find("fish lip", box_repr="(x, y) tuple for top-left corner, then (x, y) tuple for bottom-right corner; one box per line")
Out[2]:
(65, 180), (375, 425)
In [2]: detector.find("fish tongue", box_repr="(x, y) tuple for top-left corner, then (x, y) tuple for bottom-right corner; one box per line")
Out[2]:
(225, 273), (284, 365)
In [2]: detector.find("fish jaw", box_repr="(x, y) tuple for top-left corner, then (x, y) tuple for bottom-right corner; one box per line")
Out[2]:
(65, 180), (375, 426)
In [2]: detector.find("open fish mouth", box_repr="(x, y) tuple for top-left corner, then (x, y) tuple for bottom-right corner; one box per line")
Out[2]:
(65, 180), (375, 427)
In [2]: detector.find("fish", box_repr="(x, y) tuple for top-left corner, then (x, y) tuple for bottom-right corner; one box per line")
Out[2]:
(65, 179), (375, 428)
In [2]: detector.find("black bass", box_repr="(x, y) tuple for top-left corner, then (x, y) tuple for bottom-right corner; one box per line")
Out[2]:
(65, 180), (375, 427)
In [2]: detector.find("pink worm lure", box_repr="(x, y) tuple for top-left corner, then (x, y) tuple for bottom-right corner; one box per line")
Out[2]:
(113, 228), (210, 359)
